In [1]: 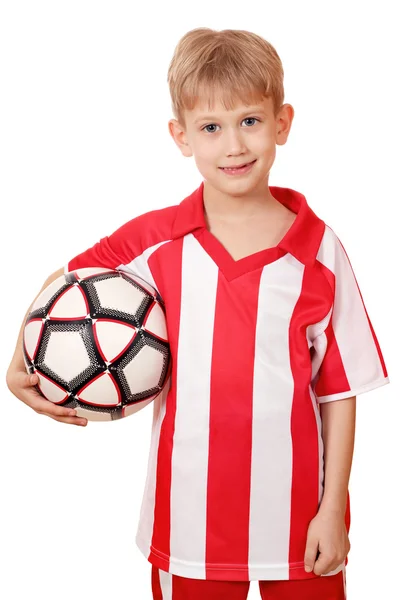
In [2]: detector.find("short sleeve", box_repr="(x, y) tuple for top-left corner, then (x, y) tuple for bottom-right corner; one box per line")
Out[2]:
(311, 227), (389, 403)
(63, 207), (176, 296)
(64, 215), (146, 274)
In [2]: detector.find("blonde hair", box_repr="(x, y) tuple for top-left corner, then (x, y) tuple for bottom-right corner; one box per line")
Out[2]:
(167, 27), (285, 128)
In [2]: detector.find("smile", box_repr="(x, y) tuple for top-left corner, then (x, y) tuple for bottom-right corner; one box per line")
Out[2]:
(219, 159), (257, 175)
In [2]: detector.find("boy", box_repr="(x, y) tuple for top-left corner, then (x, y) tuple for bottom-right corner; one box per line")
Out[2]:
(6, 27), (389, 600)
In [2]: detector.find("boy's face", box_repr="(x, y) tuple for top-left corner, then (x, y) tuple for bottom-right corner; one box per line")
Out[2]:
(169, 95), (294, 196)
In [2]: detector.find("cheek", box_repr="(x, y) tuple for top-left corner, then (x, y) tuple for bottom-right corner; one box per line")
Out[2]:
(266, 144), (276, 161)
(254, 135), (276, 154)
(193, 141), (219, 163)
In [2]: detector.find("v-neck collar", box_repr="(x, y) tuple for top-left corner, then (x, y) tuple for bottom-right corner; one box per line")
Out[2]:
(194, 227), (287, 281)
(171, 180), (325, 281)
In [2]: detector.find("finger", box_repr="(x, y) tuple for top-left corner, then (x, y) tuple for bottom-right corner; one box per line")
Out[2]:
(313, 554), (333, 576)
(24, 376), (78, 419)
(304, 539), (319, 573)
(15, 371), (39, 389)
(25, 393), (79, 419)
(49, 415), (88, 426)
(28, 373), (39, 386)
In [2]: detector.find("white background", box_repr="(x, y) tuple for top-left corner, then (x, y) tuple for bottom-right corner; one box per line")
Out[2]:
(0, 1), (398, 598)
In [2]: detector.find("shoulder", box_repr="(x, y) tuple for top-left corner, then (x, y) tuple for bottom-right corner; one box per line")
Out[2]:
(315, 224), (348, 271)
(99, 203), (180, 268)
(110, 204), (179, 248)
(314, 223), (355, 298)
(121, 204), (179, 234)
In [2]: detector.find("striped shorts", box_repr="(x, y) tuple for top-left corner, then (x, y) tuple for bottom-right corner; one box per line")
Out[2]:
(151, 565), (347, 599)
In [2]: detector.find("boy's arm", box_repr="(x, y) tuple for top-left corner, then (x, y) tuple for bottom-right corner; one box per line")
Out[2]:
(303, 395), (356, 575)
(319, 396), (356, 516)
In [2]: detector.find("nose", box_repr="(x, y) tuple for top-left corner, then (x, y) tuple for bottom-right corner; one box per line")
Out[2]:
(224, 126), (247, 157)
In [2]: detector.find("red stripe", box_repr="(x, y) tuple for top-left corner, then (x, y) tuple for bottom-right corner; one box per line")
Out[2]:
(364, 311), (388, 377)
(288, 266), (330, 579)
(146, 239), (184, 572)
(68, 237), (125, 271)
(68, 206), (177, 271)
(263, 568), (346, 597)
(205, 271), (262, 580)
(314, 262), (350, 398)
(151, 566), (163, 600)
(314, 318), (350, 398)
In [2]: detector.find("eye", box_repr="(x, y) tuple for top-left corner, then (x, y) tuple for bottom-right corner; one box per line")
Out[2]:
(201, 117), (260, 133)
(243, 117), (259, 127)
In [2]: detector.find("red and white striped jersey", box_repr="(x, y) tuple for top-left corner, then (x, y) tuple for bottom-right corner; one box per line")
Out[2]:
(66, 181), (389, 582)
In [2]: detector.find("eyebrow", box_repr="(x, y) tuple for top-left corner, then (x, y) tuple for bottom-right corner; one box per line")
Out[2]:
(194, 108), (267, 124)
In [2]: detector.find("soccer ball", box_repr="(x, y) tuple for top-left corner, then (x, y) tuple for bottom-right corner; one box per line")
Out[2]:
(23, 267), (171, 422)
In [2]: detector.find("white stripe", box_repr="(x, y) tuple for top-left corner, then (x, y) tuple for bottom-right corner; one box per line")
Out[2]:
(135, 382), (170, 559)
(169, 234), (219, 578)
(321, 560), (345, 577)
(117, 240), (171, 293)
(316, 226), (385, 390)
(249, 254), (305, 580)
(159, 567), (173, 599)
(306, 307), (332, 350)
(310, 329), (328, 384)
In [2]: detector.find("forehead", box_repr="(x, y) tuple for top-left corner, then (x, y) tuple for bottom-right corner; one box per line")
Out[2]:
(187, 95), (273, 122)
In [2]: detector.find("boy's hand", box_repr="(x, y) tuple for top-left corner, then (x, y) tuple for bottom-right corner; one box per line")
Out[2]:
(303, 509), (350, 576)
(6, 371), (88, 427)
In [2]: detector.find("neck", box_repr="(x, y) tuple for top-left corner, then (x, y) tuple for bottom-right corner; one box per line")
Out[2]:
(202, 179), (280, 221)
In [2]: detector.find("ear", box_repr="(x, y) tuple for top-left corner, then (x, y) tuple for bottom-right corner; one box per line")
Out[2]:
(275, 103), (295, 146)
(168, 119), (193, 158)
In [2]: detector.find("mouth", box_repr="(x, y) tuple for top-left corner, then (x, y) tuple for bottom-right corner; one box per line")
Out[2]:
(219, 159), (256, 169)
(219, 159), (257, 174)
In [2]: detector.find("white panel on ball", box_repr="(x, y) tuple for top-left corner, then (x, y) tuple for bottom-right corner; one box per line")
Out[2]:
(49, 285), (88, 319)
(37, 373), (68, 403)
(30, 278), (67, 313)
(24, 320), (44, 361)
(77, 372), (120, 406)
(93, 277), (147, 316)
(124, 396), (156, 417)
(144, 303), (168, 341)
(123, 345), (165, 393)
(44, 331), (91, 381)
(94, 321), (137, 363)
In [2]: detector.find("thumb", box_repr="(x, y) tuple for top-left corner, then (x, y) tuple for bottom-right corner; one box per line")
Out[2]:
(17, 371), (39, 388)
(29, 373), (39, 385)
(304, 535), (319, 573)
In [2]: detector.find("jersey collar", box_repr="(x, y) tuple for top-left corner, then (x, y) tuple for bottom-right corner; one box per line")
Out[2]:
(172, 180), (325, 266)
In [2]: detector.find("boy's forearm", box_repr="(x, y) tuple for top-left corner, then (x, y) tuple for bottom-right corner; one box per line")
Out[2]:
(318, 396), (356, 517)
